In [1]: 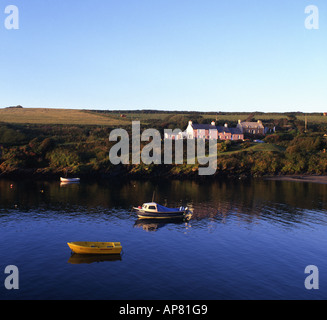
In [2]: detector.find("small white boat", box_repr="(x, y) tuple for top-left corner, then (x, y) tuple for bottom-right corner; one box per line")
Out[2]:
(60, 177), (80, 183)
(133, 202), (190, 219)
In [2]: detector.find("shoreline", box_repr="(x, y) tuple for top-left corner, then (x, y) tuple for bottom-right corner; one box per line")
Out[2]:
(1, 168), (327, 185)
(265, 175), (327, 185)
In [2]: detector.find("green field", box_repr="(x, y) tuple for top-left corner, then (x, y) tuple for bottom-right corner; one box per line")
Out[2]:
(1, 107), (327, 126)
(95, 111), (327, 125)
(0, 108), (131, 126)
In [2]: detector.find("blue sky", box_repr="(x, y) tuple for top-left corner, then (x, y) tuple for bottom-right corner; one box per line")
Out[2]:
(0, 0), (326, 112)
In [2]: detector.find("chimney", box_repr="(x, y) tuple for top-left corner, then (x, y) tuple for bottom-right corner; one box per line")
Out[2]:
(211, 121), (215, 126)
(238, 119), (241, 124)
(224, 123), (228, 128)
(188, 120), (193, 125)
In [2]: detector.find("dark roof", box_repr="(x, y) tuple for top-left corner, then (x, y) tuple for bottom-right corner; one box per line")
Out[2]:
(216, 127), (243, 134)
(228, 127), (243, 134)
(191, 124), (217, 130)
(191, 124), (242, 134)
(238, 121), (264, 128)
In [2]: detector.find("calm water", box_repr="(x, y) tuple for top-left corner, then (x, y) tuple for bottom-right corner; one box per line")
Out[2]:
(0, 178), (327, 300)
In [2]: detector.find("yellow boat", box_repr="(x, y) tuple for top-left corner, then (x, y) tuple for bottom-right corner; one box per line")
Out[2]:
(67, 242), (122, 255)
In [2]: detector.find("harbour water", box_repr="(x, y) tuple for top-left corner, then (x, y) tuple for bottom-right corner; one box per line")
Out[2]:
(0, 178), (327, 300)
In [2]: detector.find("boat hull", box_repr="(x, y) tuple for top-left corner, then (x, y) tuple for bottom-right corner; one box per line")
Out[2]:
(67, 242), (122, 255)
(134, 208), (187, 219)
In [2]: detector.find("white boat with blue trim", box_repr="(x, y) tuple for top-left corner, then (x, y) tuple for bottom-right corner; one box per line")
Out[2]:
(133, 202), (190, 219)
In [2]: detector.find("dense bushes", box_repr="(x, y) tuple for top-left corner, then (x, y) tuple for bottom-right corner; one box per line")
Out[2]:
(286, 135), (324, 155)
(0, 124), (27, 146)
(0, 122), (327, 178)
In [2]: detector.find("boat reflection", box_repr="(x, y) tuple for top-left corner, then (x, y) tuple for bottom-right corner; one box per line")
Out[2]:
(68, 253), (122, 264)
(134, 217), (192, 232)
(60, 181), (80, 187)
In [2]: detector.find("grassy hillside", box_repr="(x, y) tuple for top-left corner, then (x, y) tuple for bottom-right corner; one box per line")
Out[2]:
(1, 107), (327, 126)
(98, 111), (327, 121)
(0, 108), (131, 126)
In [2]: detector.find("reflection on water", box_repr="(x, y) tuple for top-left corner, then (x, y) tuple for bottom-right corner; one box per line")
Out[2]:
(1, 178), (326, 226)
(68, 253), (122, 264)
(1, 177), (327, 300)
(134, 218), (192, 232)
(60, 181), (80, 187)
(1, 178), (327, 244)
